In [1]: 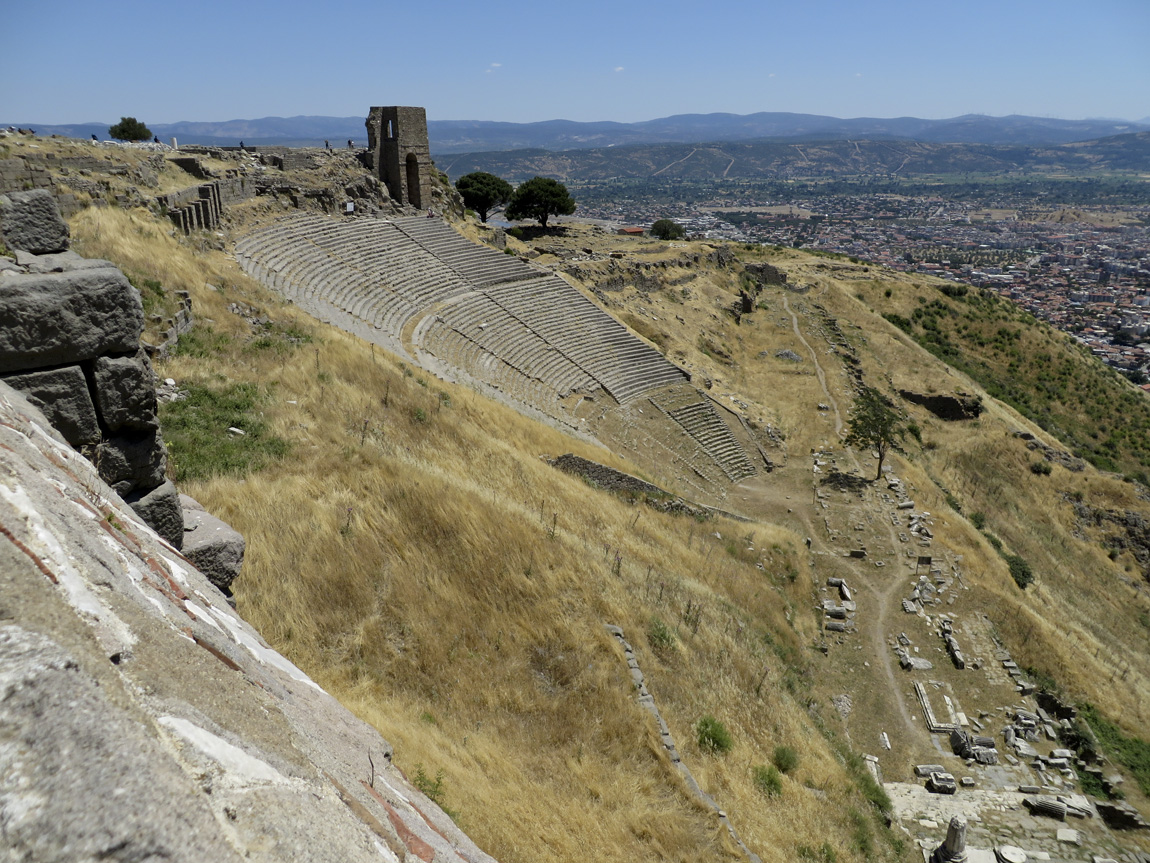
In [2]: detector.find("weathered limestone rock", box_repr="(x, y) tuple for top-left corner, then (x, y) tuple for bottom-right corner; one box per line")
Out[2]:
(95, 430), (167, 495)
(125, 479), (184, 548)
(92, 348), (158, 431)
(0, 268), (143, 373)
(0, 188), (70, 253)
(0, 379), (499, 863)
(183, 504), (246, 594)
(21, 248), (118, 274)
(1, 364), (100, 446)
(0, 626), (243, 863)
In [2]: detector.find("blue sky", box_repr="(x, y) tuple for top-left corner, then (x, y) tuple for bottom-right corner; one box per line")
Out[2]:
(3, 0), (1148, 125)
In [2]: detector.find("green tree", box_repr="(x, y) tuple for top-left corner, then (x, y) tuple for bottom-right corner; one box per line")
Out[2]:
(455, 171), (513, 223)
(843, 386), (908, 480)
(108, 117), (152, 141)
(650, 218), (685, 240)
(505, 176), (576, 229)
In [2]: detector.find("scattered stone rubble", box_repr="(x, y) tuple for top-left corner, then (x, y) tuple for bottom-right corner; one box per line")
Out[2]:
(1014, 429), (1087, 472)
(822, 576), (857, 632)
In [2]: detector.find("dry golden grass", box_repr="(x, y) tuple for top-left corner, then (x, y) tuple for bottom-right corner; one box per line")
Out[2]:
(66, 191), (1150, 857)
(68, 208), (910, 862)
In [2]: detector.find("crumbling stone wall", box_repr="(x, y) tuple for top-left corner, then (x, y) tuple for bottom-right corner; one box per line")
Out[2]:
(743, 261), (788, 287)
(0, 189), (181, 546)
(550, 453), (666, 496)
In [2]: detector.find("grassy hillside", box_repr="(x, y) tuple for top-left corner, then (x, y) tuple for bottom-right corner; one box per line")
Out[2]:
(64, 175), (1150, 860)
(438, 133), (1150, 182)
(70, 205), (908, 863)
(873, 278), (1150, 478)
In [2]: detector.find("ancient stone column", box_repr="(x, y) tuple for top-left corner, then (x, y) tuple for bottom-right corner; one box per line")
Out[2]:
(931, 815), (968, 863)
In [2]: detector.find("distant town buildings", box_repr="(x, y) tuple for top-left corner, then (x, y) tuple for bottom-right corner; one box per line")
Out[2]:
(578, 191), (1150, 380)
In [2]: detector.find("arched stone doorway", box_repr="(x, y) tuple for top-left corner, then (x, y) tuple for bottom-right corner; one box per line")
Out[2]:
(405, 153), (422, 209)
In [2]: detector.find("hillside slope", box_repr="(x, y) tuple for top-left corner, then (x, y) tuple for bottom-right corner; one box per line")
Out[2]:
(53, 150), (1150, 862)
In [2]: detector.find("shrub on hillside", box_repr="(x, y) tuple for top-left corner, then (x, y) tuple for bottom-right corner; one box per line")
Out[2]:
(695, 714), (733, 754)
(752, 764), (782, 797)
(1006, 554), (1034, 589)
(647, 616), (674, 653)
(773, 744), (799, 774)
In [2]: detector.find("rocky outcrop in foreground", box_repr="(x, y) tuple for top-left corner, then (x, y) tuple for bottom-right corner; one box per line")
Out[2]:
(0, 189), (181, 546)
(0, 381), (498, 863)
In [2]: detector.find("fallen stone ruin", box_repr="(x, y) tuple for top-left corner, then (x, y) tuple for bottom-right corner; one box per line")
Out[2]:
(898, 388), (984, 421)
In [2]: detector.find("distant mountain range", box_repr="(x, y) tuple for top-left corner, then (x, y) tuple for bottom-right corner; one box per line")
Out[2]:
(436, 132), (1150, 182)
(6, 112), (1149, 153)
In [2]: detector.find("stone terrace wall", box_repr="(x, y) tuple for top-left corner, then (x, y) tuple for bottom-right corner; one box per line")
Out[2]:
(550, 453), (666, 496)
(0, 189), (182, 548)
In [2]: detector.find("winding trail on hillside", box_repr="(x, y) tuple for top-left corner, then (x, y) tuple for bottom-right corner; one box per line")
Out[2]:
(652, 149), (698, 177)
(783, 295), (923, 748)
(783, 296), (844, 437)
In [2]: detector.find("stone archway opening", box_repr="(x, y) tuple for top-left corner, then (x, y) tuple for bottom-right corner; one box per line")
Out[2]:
(405, 153), (422, 209)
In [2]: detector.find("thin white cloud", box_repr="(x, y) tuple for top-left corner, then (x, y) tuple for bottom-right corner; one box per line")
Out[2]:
(855, 72), (863, 78)
(491, 62), (502, 68)
(614, 66), (625, 73)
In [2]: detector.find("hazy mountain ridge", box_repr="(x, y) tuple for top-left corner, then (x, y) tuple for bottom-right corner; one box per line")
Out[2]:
(7, 112), (1148, 151)
(437, 131), (1150, 182)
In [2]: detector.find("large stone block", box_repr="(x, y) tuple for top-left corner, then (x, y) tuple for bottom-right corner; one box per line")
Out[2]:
(125, 479), (184, 548)
(1, 365), (100, 447)
(95, 430), (167, 495)
(0, 189), (70, 254)
(19, 249), (118, 274)
(0, 268), (143, 373)
(92, 349), (158, 432)
(182, 506), (245, 595)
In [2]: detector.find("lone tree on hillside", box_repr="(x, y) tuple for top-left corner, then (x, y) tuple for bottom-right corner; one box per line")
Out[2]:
(108, 117), (152, 142)
(505, 176), (576, 229)
(455, 171), (513, 223)
(650, 219), (685, 240)
(843, 386), (908, 480)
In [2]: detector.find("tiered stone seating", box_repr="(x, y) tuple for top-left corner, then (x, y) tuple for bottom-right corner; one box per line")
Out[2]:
(236, 212), (754, 484)
(648, 389), (757, 482)
(392, 218), (534, 288)
(482, 277), (688, 402)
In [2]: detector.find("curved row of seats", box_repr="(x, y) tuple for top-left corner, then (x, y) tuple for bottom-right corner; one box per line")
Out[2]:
(235, 213), (754, 482)
(647, 388), (757, 482)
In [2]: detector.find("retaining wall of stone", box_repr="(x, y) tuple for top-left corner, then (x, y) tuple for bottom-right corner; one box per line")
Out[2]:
(0, 189), (182, 547)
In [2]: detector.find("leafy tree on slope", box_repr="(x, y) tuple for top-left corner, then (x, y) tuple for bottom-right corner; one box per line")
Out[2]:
(843, 386), (908, 480)
(505, 176), (576, 229)
(455, 171), (514, 223)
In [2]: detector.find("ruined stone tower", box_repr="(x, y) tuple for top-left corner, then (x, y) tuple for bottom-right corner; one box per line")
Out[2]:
(365, 106), (432, 210)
